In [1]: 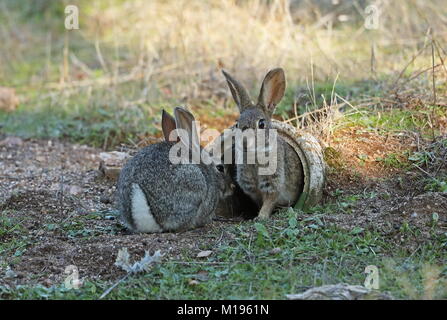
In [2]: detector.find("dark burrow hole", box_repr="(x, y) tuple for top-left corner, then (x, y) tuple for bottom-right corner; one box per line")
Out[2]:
(218, 163), (260, 220)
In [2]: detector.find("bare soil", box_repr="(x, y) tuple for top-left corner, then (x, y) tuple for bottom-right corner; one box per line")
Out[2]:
(0, 137), (236, 287)
(324, 126), (447, 244)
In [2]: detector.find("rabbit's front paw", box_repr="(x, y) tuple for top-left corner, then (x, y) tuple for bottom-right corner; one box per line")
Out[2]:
(255, 211), (270, 221)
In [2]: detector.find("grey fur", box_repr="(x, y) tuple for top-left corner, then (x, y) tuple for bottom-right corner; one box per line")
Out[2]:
(222, 68), (304, 219)
(117, 107), (233, 233)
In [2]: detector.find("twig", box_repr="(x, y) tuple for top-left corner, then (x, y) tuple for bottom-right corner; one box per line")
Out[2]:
(213, 216), (243, 223)
(412, 163), (433, 178)
(402, 64), (442, 85)
(99, 274), (129, 300)
(293, 99), (299, 129)
(431, 39), (437, 106)
(434, 40), (447, 77)
(170, 261), (229, 265)
(392, 43), (428, 90)
(95, 34), (109, 74)
(283, 103), (343, 124)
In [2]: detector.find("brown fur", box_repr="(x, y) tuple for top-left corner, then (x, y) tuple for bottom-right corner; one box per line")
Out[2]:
(222, 68), (304, 219)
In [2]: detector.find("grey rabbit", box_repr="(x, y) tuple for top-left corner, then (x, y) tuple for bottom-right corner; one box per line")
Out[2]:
(117, 107), (233, 233)
(222, 68), (304, 219)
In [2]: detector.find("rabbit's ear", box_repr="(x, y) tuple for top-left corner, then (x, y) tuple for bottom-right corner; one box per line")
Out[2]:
(257, 68), (286, 118)
(174, 107), (201, 151)
(222, 69), (252, 112)
(161, 110), (178, 142)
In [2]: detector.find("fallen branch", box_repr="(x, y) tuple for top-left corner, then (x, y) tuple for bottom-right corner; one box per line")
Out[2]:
(286, 283), (393, 300)
(99, 249), (163, 299)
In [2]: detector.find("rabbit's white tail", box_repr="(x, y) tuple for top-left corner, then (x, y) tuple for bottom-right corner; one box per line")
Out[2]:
(131, 183), (163, 233)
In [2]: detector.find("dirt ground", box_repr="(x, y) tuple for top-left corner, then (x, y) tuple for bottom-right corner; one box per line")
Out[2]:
(0, 130), (446, 288)
(325, 126), (447, 242)
(0, 136), (238, 287)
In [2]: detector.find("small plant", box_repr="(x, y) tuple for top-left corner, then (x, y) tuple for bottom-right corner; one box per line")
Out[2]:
(280, 209), (300, 238)
(254, 222), (271, 246)
(408, 151), (434, 167)
(376, 152), (409, 169)
(424, 178), (447, 193)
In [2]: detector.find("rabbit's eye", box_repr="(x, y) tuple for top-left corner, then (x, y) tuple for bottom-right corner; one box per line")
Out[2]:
(258, 119), (266, 129)
(216, 164), (224, 172)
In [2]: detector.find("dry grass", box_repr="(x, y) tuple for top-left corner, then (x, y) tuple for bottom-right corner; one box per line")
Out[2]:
(0, 0), (446, 148)
(1, 0), (446, 95)
(84, 0), (447, 82)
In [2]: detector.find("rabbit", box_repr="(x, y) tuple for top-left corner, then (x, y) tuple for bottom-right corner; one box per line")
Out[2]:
(221, 68), (304, 219)
(117, 107), (234, 233)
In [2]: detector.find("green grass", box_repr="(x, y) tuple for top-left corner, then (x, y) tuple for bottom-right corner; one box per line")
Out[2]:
(376, 152), (411, 169)
(305, 189), (374, 215)
(424, 177), (447, 193)
(1, 207), (445, 300)
(0, 211), (31, 268)
(0, 86), (166, 148)
(345, 105), (445, 137)
(1, 78), (431, 150)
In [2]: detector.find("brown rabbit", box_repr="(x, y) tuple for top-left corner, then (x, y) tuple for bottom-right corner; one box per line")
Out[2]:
(222, 68), (304, 219)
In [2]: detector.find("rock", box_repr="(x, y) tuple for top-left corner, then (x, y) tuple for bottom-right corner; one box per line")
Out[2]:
(69, 185), (83, 195)
(0, 136), (23, 147)
(97, 151), (130, 181)
(4, 266), (17, 279)
(98, 161), (122, 181)
(196, 250), (213, 258)
(99, 151), (129, 167)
